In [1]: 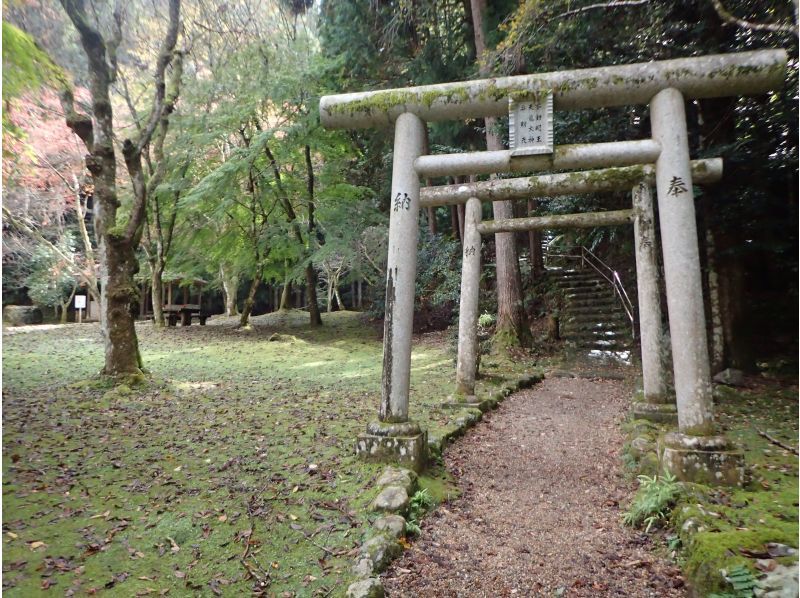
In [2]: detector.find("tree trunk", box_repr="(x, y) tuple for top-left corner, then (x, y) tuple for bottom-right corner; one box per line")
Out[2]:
(427, 207), (437, 234)
(450, 205), (461, 242)
(279, 276), (292, 311)
(326, 276), (334, 312)
(239, 265), (262, 328)
(151, 259), (165, 327)
(470, 0), (528, 349)
(305, 263), (322, 325)
(334, 284), (345, 311)
(59, 0), (180, 377)
(527, 198), (544, 283)
(220, 265), (239, 316)
(100, 237), (144, 373)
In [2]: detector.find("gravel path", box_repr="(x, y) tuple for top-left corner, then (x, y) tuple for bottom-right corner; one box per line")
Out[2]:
(382, 373), (686, 597)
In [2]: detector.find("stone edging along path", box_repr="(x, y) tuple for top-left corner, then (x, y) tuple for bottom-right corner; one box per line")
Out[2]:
(345, 371), (544, 598)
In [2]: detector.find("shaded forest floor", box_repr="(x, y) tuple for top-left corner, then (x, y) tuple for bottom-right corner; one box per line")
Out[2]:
(1, 310), (532, 596)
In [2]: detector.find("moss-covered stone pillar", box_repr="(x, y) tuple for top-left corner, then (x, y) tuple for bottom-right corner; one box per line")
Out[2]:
(631, 182), (676, 424)
(455, 197), (482, 399)
(651, 88), (742, 485)
(356, 112), (428, 472)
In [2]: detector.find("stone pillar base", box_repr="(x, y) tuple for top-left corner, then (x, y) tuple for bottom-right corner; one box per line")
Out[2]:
(441, 395), (492, 413)
(631, 401), (678, 424)
(356, 421), (427, 473)
(660, 432), (744, 487)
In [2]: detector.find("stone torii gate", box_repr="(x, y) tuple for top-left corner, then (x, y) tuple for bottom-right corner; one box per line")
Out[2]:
(320, 50), (787, 483)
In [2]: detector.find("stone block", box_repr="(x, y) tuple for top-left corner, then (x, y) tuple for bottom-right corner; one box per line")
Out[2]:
(631, 401), (678, 425)
(369, 486), (409, 514)
(356, 421), (427, 473)
(373, 514), (406, 539)
(660, 432), (744, 487)
(441, 396), (492, 412)
(713, 368), (745, 387)
(358, 533), (402, 572)
(376, 467), (416, 493)
(346, 578), (385, 598)
(3, 305), (43, 326)
(351, 557), (373, 578)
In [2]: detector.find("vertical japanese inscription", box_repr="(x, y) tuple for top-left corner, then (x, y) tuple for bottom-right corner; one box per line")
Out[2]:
(393, 192), (411, 212)
(509, 93), (554, 156)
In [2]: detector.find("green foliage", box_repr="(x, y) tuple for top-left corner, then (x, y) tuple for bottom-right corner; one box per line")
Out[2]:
(405, 488), (434, 537)
(2, 21), (67, 101)
(478, 312), (496, 328)
(708, 565), (759, 598)
(623, 472), (682, 532)
(24, 236), (77, 310)
(415, 230), (462, 312)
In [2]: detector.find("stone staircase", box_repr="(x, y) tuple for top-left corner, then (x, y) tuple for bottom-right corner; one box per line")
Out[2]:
(554, 268), (634, 356)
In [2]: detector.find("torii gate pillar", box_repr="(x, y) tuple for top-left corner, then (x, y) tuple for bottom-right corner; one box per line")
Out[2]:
(355, 113), (428, 472)
(631, 183), (675, 423)
(651, 88), (743, 485)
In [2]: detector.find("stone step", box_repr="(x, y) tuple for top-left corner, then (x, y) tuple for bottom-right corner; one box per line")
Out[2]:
(564, 312), (628, 323)
(563, 305), (622, 315)
(558, 284), (607, 294)
(563, 328), (630, 338)
(561, 318), (630, 332)
(562, 311), (626, 320)
(572, 338), (635, 350)
(564, 329), (630, 341)
(555, 277), (605, 286)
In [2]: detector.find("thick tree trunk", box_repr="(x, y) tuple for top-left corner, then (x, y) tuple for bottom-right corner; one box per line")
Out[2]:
(470, 0), (528, 349)
(100, 237), (144, 374)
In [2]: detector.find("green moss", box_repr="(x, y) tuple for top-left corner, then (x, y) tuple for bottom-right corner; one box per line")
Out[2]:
(3, 311), (532, 595)
(682, 528), (797, 595)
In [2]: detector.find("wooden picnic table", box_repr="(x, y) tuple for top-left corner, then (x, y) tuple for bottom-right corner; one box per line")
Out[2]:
(163, 304), (208, 326)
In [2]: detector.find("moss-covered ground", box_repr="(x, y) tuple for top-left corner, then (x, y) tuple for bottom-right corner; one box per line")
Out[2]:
(671, 378), (798, 596)
(2, 310), (534, 596)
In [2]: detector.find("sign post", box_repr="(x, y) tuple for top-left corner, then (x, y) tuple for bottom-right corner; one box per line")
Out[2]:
(74, 295), (86, 324)
(509, 92), (554, 156)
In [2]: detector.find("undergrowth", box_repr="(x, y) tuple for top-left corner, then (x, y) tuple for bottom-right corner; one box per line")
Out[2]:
(623, 472), (682, 532)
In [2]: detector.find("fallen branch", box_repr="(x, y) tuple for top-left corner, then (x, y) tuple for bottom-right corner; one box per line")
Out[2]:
(753, 425), (799, 455)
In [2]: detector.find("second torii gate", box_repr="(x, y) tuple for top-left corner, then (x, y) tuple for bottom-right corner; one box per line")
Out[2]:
(320, 49), (787, 484)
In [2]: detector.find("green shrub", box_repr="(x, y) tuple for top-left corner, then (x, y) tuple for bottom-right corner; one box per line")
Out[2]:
(478, 312), (496, 328)
(405, 488), (434, 537)
(623, 472), (682, 532)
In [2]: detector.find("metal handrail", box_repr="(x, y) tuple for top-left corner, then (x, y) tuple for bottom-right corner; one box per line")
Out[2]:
(546, 246), (636, 339)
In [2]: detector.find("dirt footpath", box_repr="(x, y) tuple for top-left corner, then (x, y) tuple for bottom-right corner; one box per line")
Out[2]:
(382, 374), (686, 597)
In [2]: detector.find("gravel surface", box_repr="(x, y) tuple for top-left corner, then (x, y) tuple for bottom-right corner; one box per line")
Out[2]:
(382, 372), (686, 597)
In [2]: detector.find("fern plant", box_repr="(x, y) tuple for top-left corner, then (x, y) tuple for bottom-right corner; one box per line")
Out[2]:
(708, 565), (758, 598)
(404, 488), (434, 537)
(623, 472), (682, 532)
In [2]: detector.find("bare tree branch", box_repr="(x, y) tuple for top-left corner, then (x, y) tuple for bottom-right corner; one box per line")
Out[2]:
(552, 0), (650, 20)
(709, 0), (797, 36)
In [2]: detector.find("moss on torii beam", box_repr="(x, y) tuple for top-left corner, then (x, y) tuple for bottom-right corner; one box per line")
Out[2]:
(419, 158), (722, 208)
(320, 50), (787, 129)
